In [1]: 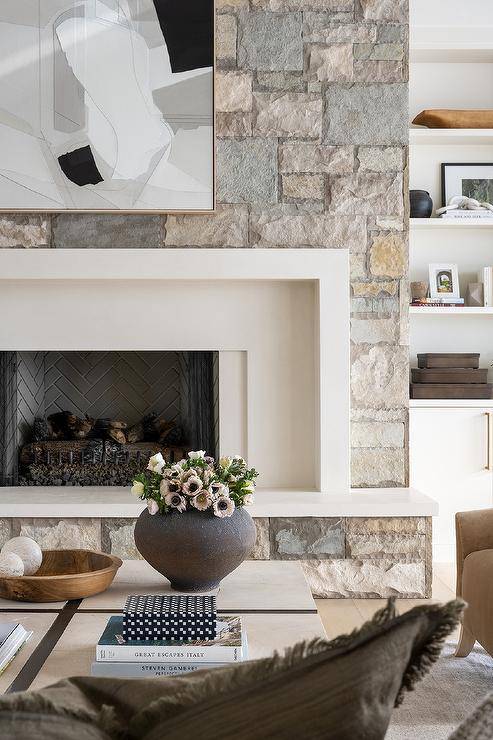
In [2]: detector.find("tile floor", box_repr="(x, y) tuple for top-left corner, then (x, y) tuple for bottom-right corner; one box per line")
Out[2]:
(315, 563), (458, 640)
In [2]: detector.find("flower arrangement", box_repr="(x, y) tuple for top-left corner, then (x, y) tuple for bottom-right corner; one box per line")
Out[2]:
(131, 450), (258, 518)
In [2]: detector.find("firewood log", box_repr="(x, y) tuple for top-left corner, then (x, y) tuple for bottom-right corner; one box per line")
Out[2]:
(107, 428), (126, 445)
(157, 421), (175, 445)
(127, 422), (144, 444)
(142, 412), (175, 442)
(47, 411), (75, 439)
(107, 420), (127, 430)
(71, 416), (95, 439)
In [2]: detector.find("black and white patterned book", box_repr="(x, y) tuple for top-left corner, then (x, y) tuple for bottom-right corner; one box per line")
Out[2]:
(123, 594), (217, 642)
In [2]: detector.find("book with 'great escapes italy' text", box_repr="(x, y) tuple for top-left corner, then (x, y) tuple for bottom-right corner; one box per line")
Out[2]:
(96, 615), (246, 663)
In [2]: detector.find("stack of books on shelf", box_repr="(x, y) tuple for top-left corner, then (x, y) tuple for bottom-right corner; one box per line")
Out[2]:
(0, 622), (32, 676)
(411, 353), (493, 400)
(411, 297), (465, 308)
(440, 208), (493, 220)
(91, 594), (247, 678)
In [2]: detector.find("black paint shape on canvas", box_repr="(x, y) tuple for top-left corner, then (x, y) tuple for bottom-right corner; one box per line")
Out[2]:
(152, 0), (213, 73)
(58, 145), (103, 186)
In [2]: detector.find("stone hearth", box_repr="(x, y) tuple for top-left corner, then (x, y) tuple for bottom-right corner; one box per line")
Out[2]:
(0, 488), (436, 598)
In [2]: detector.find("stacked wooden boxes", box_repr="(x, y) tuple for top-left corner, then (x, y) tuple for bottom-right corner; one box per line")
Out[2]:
(411, 353), (493, 399)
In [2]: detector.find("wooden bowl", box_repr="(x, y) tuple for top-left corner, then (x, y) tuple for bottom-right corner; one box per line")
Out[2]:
(0, 549), (122, 602)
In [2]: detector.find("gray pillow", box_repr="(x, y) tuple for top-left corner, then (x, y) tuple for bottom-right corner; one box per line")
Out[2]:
(0, 599), (464, 740)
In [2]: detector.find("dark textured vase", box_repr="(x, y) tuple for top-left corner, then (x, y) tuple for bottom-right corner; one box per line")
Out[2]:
(410, 190), (433, 218)
(134, 507), (257, 591)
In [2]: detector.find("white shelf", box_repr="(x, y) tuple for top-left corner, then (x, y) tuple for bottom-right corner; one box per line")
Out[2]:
(410, 307), (493, 315)
(410, 44), (493, 63)
(411, 218), (493, 230)
(410, 128), (493, 145)
(410, 399), (493, 409)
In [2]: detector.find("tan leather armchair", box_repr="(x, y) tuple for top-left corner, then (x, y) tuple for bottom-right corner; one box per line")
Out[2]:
(455, 508), (493, 657)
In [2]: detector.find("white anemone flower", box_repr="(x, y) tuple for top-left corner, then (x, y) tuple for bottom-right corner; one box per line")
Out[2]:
(181, 468), (198, 482)
(147, 499), (159, 515)
(191, 491), (212, 511)
(213, 496), (235, 518)
(188, 450), (206, 461)
(182, 475), (203, 496)
(165, 492), (187, 512)
(209, 481), (229, 499)
(243, 493), (254, 505)
(131, 481), (144, 497)
(219, 456), (233, 470)
(147, 452), (165, 474)
(160, 478), (182, 496)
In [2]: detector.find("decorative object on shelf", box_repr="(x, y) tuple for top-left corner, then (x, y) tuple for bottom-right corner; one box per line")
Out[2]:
(123, 594), (217, 642)
(0, 2), (214, 212)
(417, 353), (480, 369)
(133, 450), (258, 591)
(413, 110), (493, 129)
(467, 282), (485, 307)
(410, 190), (433, 218)
(411, 383), (493, 400)
(437, 195), (493, 220)
(1, 537), (42, 576)
(412, 368), (488, 384)
(411, 353), (493, 399)
(410, 282), (429, 301)
(411, 298), (464, 308)
(478, 267), (493, 307)
(441, 163), (493, 209)
(0, 550), (122, 603)
(428, 263), (460, 300)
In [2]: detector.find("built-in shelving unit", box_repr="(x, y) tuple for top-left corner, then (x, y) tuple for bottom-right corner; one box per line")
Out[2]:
(409, 11), (493, 393)
(409, 4), (493, 562)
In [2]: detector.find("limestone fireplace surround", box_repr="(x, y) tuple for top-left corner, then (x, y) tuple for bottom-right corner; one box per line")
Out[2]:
(0, 249), (437, 598)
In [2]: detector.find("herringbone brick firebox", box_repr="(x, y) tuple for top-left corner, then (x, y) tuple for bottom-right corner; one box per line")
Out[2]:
(0, 351), (217, 486)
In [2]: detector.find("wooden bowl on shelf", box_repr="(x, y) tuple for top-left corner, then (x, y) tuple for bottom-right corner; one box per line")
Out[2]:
(0, 549), (122, 603)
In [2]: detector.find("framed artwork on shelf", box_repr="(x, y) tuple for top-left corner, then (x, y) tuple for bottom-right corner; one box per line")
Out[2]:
(0, 1), (215, 213)
(428, 263), (460, 300)
(441, 163), (493, 208)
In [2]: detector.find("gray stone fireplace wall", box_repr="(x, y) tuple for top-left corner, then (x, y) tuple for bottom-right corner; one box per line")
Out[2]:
(0, 0), (409, 488)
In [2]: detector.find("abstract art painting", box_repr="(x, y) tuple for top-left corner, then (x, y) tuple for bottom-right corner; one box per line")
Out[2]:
(0, 1), (214, 212)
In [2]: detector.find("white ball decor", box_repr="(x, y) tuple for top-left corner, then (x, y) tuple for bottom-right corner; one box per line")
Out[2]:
(1, 537), (42, 576)
(0, 552), (24, 577)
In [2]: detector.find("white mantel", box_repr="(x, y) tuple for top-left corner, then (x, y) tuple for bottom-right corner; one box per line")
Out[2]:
(0, 248), (349, 492)
(0, 487), (438, 518)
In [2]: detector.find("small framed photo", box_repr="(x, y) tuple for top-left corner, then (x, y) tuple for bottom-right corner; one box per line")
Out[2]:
(428, 263), (460, 299)
(441, 163), (493, 207)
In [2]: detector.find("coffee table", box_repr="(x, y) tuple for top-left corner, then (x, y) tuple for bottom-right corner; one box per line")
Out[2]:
(0, 561), (326, 694)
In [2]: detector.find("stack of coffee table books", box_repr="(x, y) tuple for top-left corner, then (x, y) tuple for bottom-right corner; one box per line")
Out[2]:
(91, 594), (248, 678)
(0, 622), (33, 676)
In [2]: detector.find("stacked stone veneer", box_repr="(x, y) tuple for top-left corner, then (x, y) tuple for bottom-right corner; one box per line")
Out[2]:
(0, 0), (409, 489)
(0, 514), (430, 598)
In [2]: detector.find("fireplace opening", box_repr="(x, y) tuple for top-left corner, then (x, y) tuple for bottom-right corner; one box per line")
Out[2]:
(0, 351), (218, 487)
